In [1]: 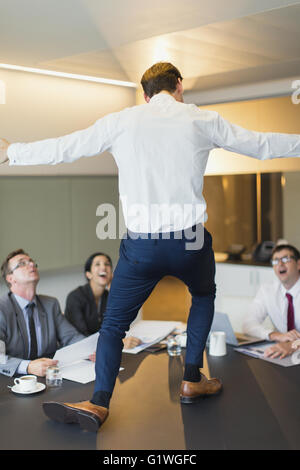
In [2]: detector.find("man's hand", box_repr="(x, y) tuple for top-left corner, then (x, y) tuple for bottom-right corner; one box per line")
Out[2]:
(269, 330), (300, 342)
(0, 138), (10, 164)
(123, 336), (142, 349)
(264, 341), (294, 360)
(27, 358), (58, 377)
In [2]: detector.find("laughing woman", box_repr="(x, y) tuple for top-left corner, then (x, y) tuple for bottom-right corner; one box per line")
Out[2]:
(65, 252), (141, 349)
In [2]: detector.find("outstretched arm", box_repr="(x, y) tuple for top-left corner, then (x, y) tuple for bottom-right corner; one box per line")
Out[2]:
(0, 113), (114, 166)
(212, 113), (300, 160)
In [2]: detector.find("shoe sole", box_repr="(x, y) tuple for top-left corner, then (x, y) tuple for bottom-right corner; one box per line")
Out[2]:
(42, 402), (101, 432)
(180, 386), (223, 404)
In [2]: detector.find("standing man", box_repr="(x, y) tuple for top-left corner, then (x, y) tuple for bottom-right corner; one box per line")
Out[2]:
(1, 62), (300, 432)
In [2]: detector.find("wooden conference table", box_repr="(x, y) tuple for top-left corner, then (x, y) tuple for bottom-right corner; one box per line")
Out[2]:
(1, 345), (300, 450)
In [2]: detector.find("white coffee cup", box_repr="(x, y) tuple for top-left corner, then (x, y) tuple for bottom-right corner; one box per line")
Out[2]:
(14, 375), (37, 392)
(209, 331), (227, 356)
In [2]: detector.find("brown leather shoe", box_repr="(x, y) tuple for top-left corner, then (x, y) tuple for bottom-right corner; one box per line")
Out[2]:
(42, 400), (108, 432)
(180, 373), (222, 404)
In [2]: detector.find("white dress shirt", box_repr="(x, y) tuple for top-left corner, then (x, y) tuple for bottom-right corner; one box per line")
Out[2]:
(7, 93), (300, 233)
(243, 277), (300, 340)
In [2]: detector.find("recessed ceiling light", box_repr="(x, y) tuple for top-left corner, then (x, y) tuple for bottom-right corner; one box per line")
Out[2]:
(0, 63), (137, 88)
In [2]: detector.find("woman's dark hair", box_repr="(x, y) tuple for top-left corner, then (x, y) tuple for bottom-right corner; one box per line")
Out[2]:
(84, 252), (113, 279)
(141, 62), (183, 99)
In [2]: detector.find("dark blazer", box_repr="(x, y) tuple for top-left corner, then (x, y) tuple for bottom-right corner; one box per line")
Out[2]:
(64, 283), (109, 336)
(0, 292), (84, 376)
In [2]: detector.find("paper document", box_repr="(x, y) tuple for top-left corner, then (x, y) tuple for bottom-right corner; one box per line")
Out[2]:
(54, 333), (124, 384)
(54, 333), (99, 368)
(123, 320), (185, 354)
(60, 360), (97, 384)
(235, 342), (300, 367)
(53, 333), (99, 384)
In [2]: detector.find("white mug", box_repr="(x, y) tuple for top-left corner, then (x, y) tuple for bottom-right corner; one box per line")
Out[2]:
(209, 331), (227, 356)
(14, 375), (37, 392)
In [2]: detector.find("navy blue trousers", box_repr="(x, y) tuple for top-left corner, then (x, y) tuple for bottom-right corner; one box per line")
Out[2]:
(92, 226), (216, 402)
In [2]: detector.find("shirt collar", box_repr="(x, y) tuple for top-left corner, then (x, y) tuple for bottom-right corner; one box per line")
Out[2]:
(149, 92), (176, 104)
(281, 276), (300, 297)
(13, 293), (37, 311)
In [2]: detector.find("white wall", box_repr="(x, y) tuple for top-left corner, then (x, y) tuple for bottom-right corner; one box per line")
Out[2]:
(0, 68), (135, 270)
(0, 68), (136, 175)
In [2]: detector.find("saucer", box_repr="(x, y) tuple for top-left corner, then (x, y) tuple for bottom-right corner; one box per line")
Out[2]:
(11, 382), (46, 395)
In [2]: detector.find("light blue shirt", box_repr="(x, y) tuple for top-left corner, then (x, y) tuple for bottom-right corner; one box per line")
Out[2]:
(13, 294), (42, 374)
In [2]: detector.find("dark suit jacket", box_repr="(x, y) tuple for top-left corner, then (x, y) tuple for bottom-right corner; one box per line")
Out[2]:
(0, 292), (84, 376)
(64, 283), (109, 336)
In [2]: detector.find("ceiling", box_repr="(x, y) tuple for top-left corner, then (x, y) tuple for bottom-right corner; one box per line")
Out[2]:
(1, 0), (300, 93)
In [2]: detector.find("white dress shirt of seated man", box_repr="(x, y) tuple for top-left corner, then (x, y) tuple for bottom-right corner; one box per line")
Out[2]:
(270, 246), (300, 339)
(257, 245), (300, 359)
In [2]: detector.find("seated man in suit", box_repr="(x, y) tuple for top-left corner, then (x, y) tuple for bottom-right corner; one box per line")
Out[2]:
(0, 248), (87, 377)
(243, 244), (300, 359)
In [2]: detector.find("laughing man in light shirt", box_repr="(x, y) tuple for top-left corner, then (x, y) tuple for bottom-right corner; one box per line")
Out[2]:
(1, 62), (300, 432)
(243, 244), (300, 359)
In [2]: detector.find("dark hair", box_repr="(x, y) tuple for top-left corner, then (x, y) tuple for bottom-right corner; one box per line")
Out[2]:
(1, 248), (28, 288)
(272, 244), (300, 261)
(84, 252), (113, 280)
(141, 62), (183, 99)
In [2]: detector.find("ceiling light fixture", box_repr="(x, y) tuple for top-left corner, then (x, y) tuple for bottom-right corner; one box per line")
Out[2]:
(0, 63), (137, 88)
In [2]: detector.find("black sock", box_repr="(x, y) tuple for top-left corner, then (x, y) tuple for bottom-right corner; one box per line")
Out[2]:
(183, 363), (201, 382)
(90, 391), (112, 408)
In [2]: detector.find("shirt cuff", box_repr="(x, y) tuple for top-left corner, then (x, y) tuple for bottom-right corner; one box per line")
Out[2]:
(7, 143), (32, 166)
(266, 330), (275, 341)
(17, 360), (30, 375)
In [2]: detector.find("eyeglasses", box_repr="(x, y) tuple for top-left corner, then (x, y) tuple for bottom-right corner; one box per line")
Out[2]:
(9, 259), (38, 274)
(271, 256), (296, 266)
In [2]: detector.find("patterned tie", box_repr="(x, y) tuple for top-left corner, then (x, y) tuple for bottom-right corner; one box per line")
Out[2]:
(286, 293), (296, 331)
(26, 302), (38, 360)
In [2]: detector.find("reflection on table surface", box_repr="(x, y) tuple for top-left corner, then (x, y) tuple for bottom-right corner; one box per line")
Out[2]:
(1, 346), (300, 450)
